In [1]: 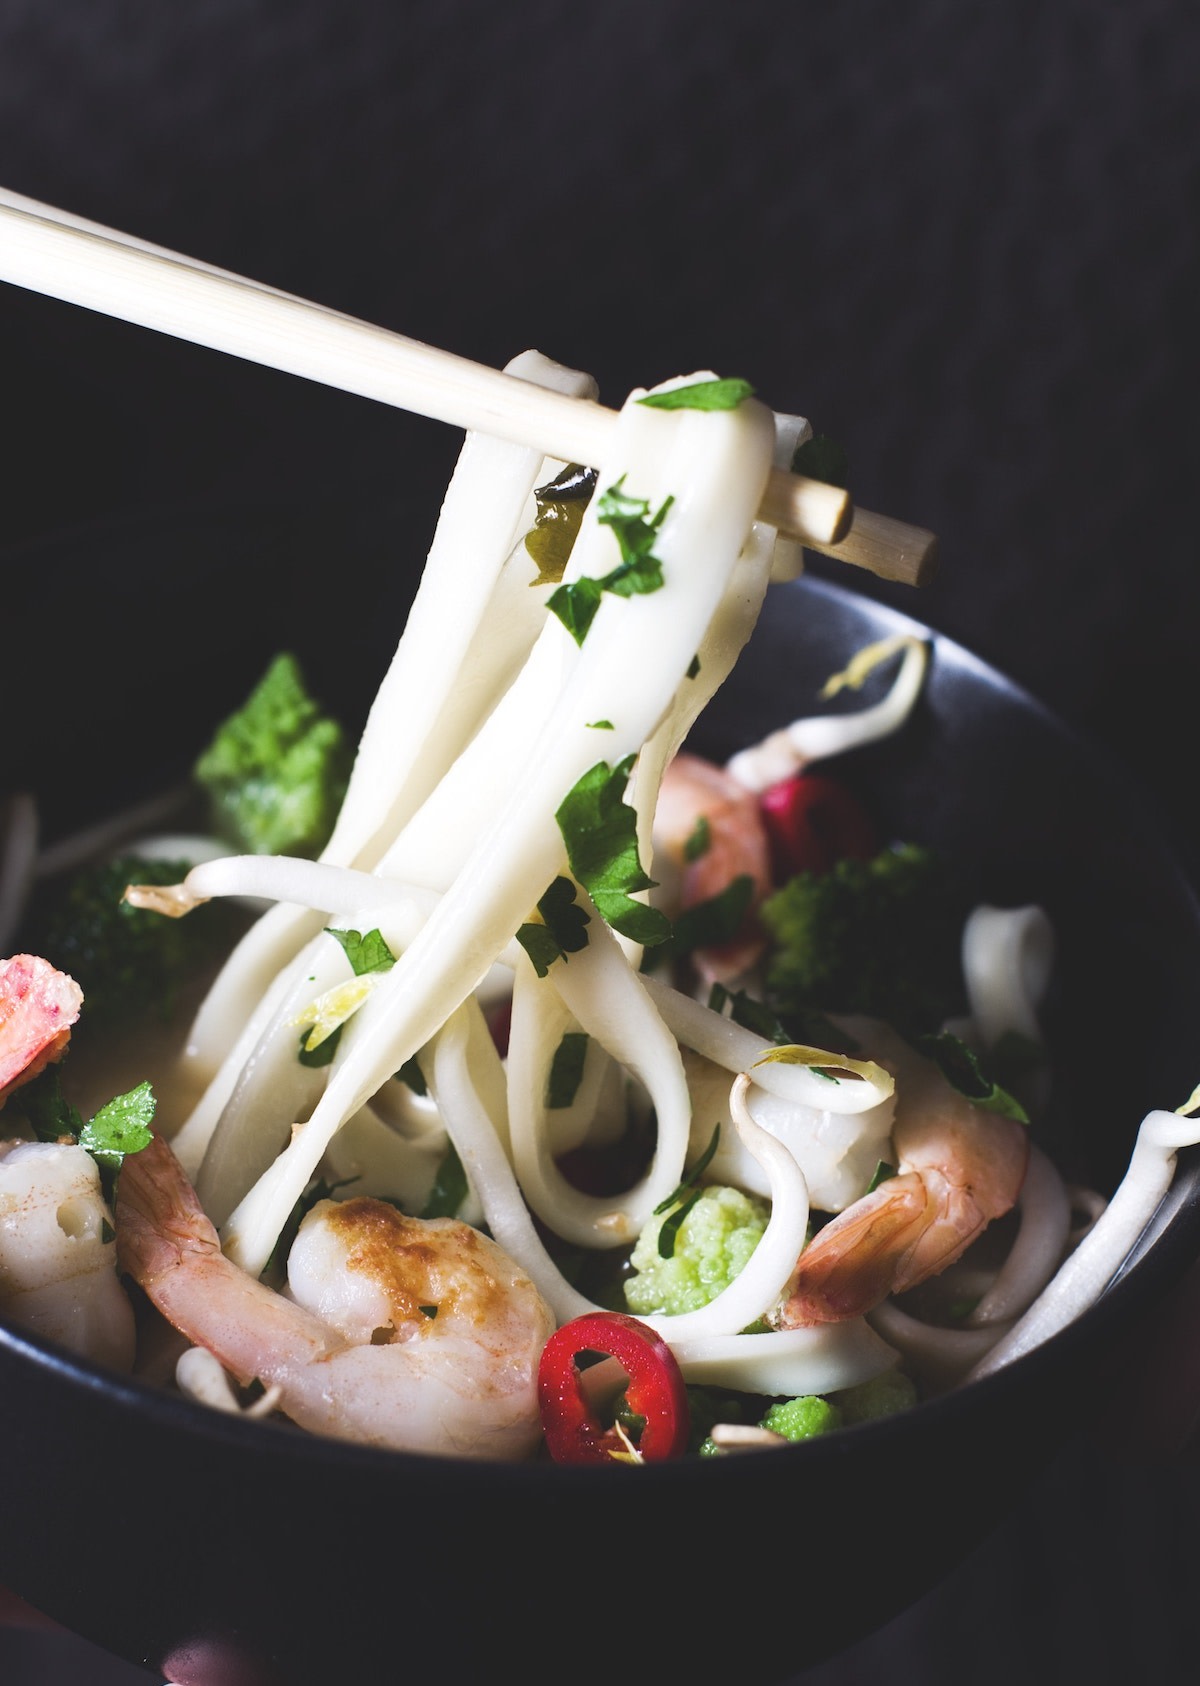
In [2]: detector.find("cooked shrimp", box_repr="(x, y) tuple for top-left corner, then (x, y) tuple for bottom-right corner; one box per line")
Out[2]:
(780, 1021), (1029, 1325)
(0, 954), (83, 1106)
(0, 1138), (136, 1369)
(115, 1132), (555, 1459)
(652, 752), (772, 984)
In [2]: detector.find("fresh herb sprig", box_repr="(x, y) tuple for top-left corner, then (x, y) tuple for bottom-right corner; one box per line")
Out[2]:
(546, 479), (672, 646)
(556, 758), (671, 947)
(516, 876), (591, 977)
(13, 1066), (155, 1205)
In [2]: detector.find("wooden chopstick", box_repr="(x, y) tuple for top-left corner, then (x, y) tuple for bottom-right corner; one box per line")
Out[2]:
(0, 188), (935, 586)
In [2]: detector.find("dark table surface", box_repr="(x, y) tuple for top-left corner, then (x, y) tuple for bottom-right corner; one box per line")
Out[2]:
(3, 3), (1199, 1681)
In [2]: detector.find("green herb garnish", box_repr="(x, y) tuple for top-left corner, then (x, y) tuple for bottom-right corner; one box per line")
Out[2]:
(707, 983), (792, 1045)
(421, 1141), (469, 1219)
(515, 875), (591, 977)
(546, 479), (672, 646)
(547, 1032), (589, 1109)
(915, 1031), (1030, 1124)
(13, 1066), (155, 1206)
(683, 815), (711, 862)
(653, 1125), (722, 1258)
(556, 758), (672, 946)
(637, 377), (755, 412)
(326, 927), (397, 976)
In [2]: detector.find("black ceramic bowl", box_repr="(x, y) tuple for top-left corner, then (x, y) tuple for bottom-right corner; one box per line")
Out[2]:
(3, 502), (1200, 1686)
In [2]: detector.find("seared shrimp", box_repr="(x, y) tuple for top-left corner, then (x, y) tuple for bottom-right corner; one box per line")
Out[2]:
(116, 1133), (555, 1459)
(780, 1022), (1029, 1325)
(0, 954), (83, 1106)
(653, 752), (772, 984)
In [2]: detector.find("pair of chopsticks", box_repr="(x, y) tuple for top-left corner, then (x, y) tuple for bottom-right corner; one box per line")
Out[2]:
(0, 187), (937, 586)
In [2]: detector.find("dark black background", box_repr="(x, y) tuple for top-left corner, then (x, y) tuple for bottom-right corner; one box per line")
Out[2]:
(2, 3), (1199, 1682)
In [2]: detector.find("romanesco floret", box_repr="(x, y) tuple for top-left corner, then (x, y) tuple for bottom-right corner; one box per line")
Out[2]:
(623, 1184), (769, 1317)
(192, 651), (350, 858)
(760, 1394), (843, 1441)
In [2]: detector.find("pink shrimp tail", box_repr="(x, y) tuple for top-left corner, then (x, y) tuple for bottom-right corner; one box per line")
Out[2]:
(781, 1122), (1030, 1326)
(0, 954), (84, 1107)
(780, 1173), (936, 1324)
(115, 1131), (222, 1290)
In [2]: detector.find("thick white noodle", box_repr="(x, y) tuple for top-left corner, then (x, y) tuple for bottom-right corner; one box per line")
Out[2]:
(966, 1106), (1200, 1380)
(869, 1300), (1010, 1393)
(641, 974), (894, 1112)
(179, 349), (596, 1085)
(175, 1346), (281, 1419)
(217, 390), (775, 1275)
(427, 1006), (594, 1325)
(631, 409), (809, 879)
(668, 1321), (901, 1397)
(961, 903), (1055, 1047)
(964, 1143), (1071, 1325)
(505, 909), (692, 1247)
(318, 1101), (467, 1221)
(724, 635), (929, 792)
(131, 853), (440, 925)
(179, 876), (438, 1203)
(192, 936), (348, 1223)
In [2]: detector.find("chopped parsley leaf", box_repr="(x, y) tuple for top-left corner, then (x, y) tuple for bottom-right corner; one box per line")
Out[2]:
(915, 1031), (1030, 1124)
(421, 1141), (469, 1219)
(12, 1066), (155, 1205)
(325, 927), (396, 977)
(546, 479), (671, 646)
(637, 377), (755, 412)
(547, 1032), (589, 1109)
(556, 758), (671, 947)
(683, 815), (711, 862)
(516, 875), (592, 977)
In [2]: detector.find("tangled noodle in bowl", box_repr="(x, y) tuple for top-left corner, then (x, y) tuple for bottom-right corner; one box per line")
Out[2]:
(3, 357), (1200, 1686)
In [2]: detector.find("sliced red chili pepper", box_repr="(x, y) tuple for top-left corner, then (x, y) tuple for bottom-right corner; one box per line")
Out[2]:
(759, 772), (877, 882)
(537, 1311), (690, 1464)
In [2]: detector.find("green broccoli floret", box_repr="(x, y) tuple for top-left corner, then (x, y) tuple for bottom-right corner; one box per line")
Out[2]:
(25, 855), (236, 1027)
(624, 1184), (769, 1318)
(759, 842), (968, 1039)
(835, 1368), (919, 1424)
(760, 1394), (843, 1441)
(193, 652), (350, 857)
